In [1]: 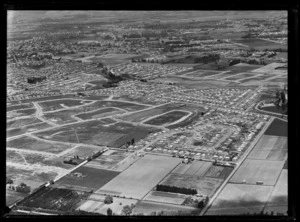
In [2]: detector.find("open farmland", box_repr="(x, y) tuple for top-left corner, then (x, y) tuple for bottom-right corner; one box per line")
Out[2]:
(133, 200), (201, 215)
(7, 135), (74, 154)
(75, 107), (125, 120)
(233, 39), (287, 51)
(172, 161), (212, 176)
(7, 117), (42, 129)
(144, 111), (190, 126)
(161, 173), (224, 197)
(38, 99), (93, 112)
(34, 120), (156, 148)
(248, 135), (287, 161)
(264, 118), (287, 137)
(18, 187), (90, 212)
(96, 155), (181, 199)
(205, 183), (273, 215)
(143, 191), (187, 205)
(203, 165), (233, 180)
(55, 166), (120, 191)
(229, 159), (285, 186)
(7, 122), (52, 138)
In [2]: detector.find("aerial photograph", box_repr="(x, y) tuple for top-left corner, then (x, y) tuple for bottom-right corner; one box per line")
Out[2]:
(6, 10), (288, 216)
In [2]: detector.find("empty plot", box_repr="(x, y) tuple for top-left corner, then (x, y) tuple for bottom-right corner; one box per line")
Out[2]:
(39, 99), (91, 111)
(75, 107), (125, 120)
(144, 111), (189, 126)
(205, 183), (273, 215)
(7, 136), (74, 154)
(55, 166), (120, 191)
(7, 117), (42, 129)
(265, 169), (287, 207)
(96, 155), (181, 199)
(7, 103), (33, 112)
(248, 135), (287, 161)
(229, 159), (285, 186)
(7, 122), (52, 138)
(224, 73), (257, 80)
(143, 191), (187, 205)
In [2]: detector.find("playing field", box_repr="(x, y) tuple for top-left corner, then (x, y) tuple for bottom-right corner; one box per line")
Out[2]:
(229, 159), (285, 186)
(95, 154), (181, 199)
(264, 118), (287, 137)
(55, 166), (120, 191)
(161, 173), (224, 197)
(143, 191), (187, 205)
(205, 183), (273, 215)
(265, 169), (287, 207)
(7, 135), (74, 154)
(248, 135), (287, 161)
(144, 111), (190, 126)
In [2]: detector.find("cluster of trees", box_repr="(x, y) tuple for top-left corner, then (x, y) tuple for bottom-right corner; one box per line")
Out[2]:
(104, 195), (113, 204)
(156, 184), (197, 195)
(15, 183), (31, 193)
(122, 204), (135, 215)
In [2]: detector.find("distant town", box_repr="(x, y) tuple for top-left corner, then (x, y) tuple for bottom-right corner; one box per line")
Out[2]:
(6, 11), (287, 217)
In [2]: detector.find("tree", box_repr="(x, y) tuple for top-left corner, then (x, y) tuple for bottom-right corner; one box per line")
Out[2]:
(107, 208), (112, 216)
(122, 205), (132, 215)
(104, 195), (113, 204)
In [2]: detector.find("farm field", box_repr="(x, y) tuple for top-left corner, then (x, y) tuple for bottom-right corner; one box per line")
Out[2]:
(18, 187), (90, 212)
(264, 118), (287, 137)
(205, 183), (273, 215)
(96, 154), (181, 199)
(55, 166), (120, 191)
(250, 62), (287, 75)
(233, 39), (287, 51)
(7, 135), (74, 154)
(248, 135), (287, 161)
(229, 159), (285, 186)
(223, 73), (258, 81)
(161, 173), (224, 197)
(132, 200), (201, 215)
(7, 122), (52, 138)
(267, 77), (288, 83)
(75, 107), (125, 120)
(38, 99), (93, 112)
(203, 165), (234, 180)
(265, 169), (287, 207)
(143, 191), (187, 205)
(6, 190), (28, 206)
(7, 103), (33, 112)
(172, 161), (212, 176)
(211, 64), (263, 78)
(34, 120), (155, 148)
(144, 111), (190, 126)
(7, 117), (42, 129)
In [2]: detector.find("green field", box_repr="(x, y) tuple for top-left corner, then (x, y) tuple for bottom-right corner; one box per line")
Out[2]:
(264, 118), (287, 137)
(229, 159), (285, 186)
(144, 111), (190, 126)
(7, 135), (74, 154)
(55, 166), (120, 191)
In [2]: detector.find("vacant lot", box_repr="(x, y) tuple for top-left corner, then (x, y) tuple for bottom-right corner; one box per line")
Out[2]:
(7, 117), (42, 129)
(143, 191), (187, 205)
(96, 155), (181, 199)
(39, 99), (92, 112)
(161, 173), (224, 197)
(75, 107), (125, 120)
(248, 135), (287, 161)
(264, 118), (287, 137)
(7, 136), (74, 154)
(7, 108), (36, 119)
(205, 183), (273, 215)
(7, 122), (52, 138)
(55, 166), (120, 191)
(144, 111), (190, 126)
(234, 39), (287, 51)
(7, 103), (33, 112)
(265, 169), (287, 207)
(229, 159), (285, 186)
(133, 200), (201, 215)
